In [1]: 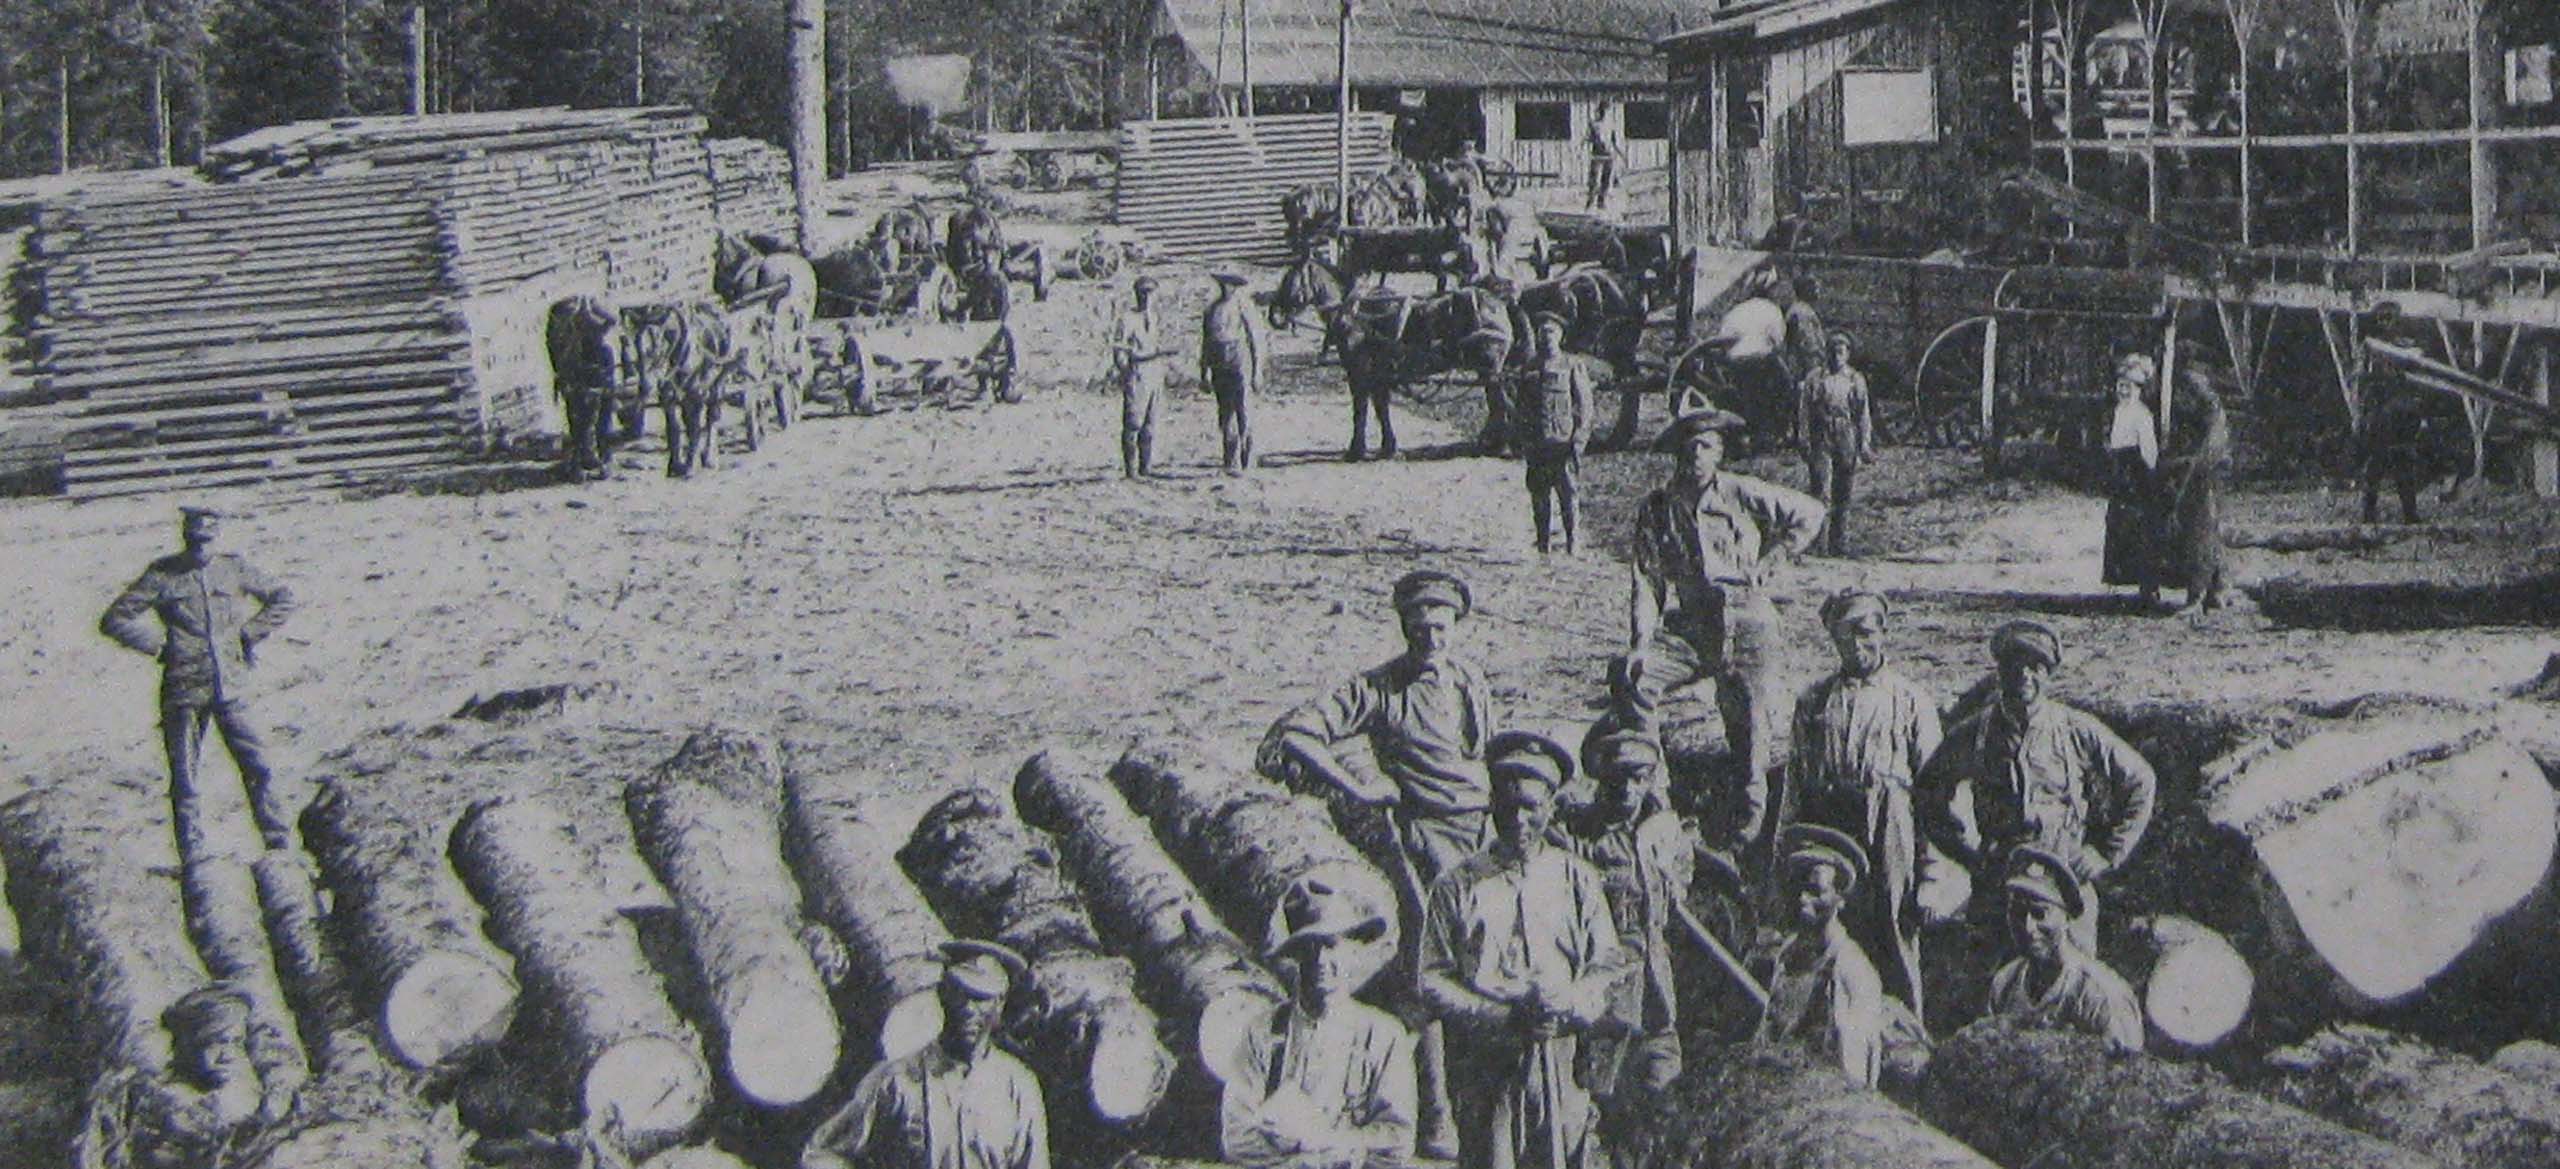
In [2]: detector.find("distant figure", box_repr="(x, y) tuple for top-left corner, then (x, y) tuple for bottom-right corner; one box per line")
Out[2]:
(1517, 313), (1602, 556)
(1690, 279), (1792, 449)
(2160, 369), (2232, 613)
(1202, 268), (1267, 475)
(1109, 276), (1172, 479)
(1985, 848), (2146, 1053)
(802, 942), (1049, 1169)
(1795, 332), (1872, 557)
(100, 506), (301, 865)
(1214, 878), (1418, 1165)
(74, 984), (286, 1169)
(1583, 120), (1622, 212)
(1781, 276), (1828, 398)
(1744, 824), (1894, 1090)
(2099, 352), (2165, 609)
(2353, 303), (2465, 524)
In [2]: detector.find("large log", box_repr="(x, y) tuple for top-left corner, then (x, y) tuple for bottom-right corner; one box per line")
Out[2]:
(899, 788), (1176, 1134)
(1108, 740), (1401, 961)
(780, 776), (950, 1060)
(650, 727), (784, 821)
(624, 759), (839, 1109)
(179, 856), (311, 1097)
(1919, 1017), (2445, 1169)
(1620, 1043), (1995, 1169)
(2493, 1039), (2560, 1085)
(640, 1146), (753, 1169)
(0, 783), (208, 1073)
(249, 852), (378, 1074)
(1012, 748), (1285, 1028)
(2118, 915), (2253, 1051)
(449, 796), (710, 1149)
(2256, 1024), (2560, 1169)
(302, 784), (519, 1070)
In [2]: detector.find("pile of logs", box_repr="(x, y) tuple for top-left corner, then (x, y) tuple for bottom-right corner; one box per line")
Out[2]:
(707, 139), (795, 243)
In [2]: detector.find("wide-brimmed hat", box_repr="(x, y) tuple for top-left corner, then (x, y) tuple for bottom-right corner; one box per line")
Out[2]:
(1392, 570), (1473, 618)
(1488, 729), (1576, 792)
(1265, 878), (1390, 961)
(939, 939), (1032, 1000)
(1650, 404), (1751, 454)
(1210, 267), (1253, 286)
(1779, 823), (1869, 892)
(1989, 620), (2063, 670)
(2003, 846), (2087, 918)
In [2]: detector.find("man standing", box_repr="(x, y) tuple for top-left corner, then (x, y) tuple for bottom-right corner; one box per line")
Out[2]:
(1915, 621), (2157, 952)
(1985, 849), (2146, 1053)
(1110, 275), (1171, 479)
(1743, 825), (1894, 1090)
(1625, 407), (1824, 875)
(1794, 332), (1872, 557)
(1689, 282), (1788, 449)
(1582, 119), (1621, 212)
(1562, 721), (1690, 1129)
(1517, 313), (1601, 556)
(1201, 268), (1266, 475)
(1787, 590), (1940, 1021)
(101, 506), (300, 864)
(802, 941), (1050, 1169)
(1213, 878), (1417, 1166)
(1781, 276), (1828, 398)
(1422, 732), (1627, 1169)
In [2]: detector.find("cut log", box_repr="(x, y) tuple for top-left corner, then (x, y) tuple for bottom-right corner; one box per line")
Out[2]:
(236, 1114), (469, 1169)
(0, 783), (209, 1073)
(1012, 748), (1285, 1031)
(2492, 1040), (2560, 1085)
(780, 776), (950, 1060)
(899, 787), (1176, 1134)
(1919, 1016), (2446, 1169)
(2256, 1024), (2560, 1169)
(649, 727), (785, 822)
(624, 756), (840, 1109)
(449, 795), (710, 1149)
(179, 855), (311, 1096)
(0, 1078), (83, 1163)
(302, 783), (519, 1070)
(249, 852), (378, 1074)
(2200, 711), (2557, 1011)
(1620, 1042), (1996, 1169)
(2117, 915), (2253, 1050)
(1108, 740), (1401, 965)
(639, 1146), (754, 1169)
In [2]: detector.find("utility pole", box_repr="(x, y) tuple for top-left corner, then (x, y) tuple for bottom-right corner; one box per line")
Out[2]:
(151, 56), (170, 166)
(1336, 0), (1352, 213)
(789, 0), (827, 253)
(631, 0), (646, 105)
(55, 60), (69, 175)
(410, 6), (428, 115)
(1239, 0), (1255, 118)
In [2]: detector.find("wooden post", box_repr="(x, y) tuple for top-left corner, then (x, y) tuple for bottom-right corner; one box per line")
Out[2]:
(1336, 0), (1353, 215)
(2160, 310), (2181, 437)
(150, 57), (169, 167)
(2336, 0), (2361, 254)
(631, 0), (646, 106)
(2140, 0), (2168, 226)
(788, 0), (825, 254)
(409, 6), (427, 116)
(2465, 0), (2495, 251)
(2534, 340), (2556, 497)
(332, 0), (352, 116)
(53, 60), (68, 175)
(1239, 0), (1254, 118)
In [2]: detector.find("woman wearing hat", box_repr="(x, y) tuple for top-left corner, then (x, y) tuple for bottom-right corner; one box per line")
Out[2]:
(1986, 848), (2145, 1053)
(2100, 351), (2167, 609)
(805, 941), (1050, 1169)
(1744, 824), (1897, 1090)
(1212, 879), (1417, 1166)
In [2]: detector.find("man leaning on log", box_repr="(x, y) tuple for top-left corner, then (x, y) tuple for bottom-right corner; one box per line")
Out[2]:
(1211, 877), (1418, 1167)
(803, 941), (1050, 1169)
(1742, 825), (1906, 1091)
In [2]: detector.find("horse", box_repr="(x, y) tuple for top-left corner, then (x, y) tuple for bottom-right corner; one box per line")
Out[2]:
(1420, 157), (1489, 229)
(545, 295), (633, 480)
(623, 301), (766, 478)
(1329, 284), (1519, 459)
(713, 235), (820, 429)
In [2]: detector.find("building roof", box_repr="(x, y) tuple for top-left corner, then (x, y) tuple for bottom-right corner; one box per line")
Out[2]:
(1160, 0), (1699, 89)
(1661, 0), (1920, 48)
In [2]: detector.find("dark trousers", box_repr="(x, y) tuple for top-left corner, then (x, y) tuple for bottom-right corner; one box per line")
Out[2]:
(1120, 380), (1161, 478)
(1525, 445), (1582, 553)
(1632, 597), (1780, 867)
(562, 384), (610, 476)
(1211, 372), (1254, 472)
(164, 696), (296, 862)
(1805, 446), (1855, 555)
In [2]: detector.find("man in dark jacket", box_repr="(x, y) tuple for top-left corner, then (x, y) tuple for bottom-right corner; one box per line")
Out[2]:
(100, 506), (300, 862)
(1518, 313), (1602, 555)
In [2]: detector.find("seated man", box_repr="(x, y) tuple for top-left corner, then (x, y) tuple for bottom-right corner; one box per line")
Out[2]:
(804, 941), (1049, 1169)
(1213, 878), (1417, 1166)
(1986, 848), (2145, 1054)
(76, 983), (279, 1169)
(1743, 824), (1894, 1090)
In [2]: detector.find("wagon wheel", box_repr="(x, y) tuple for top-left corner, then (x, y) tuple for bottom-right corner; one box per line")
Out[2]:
(1481, 158), (1523, 198)
(1899, 315), (1994, 452)
(983, 326), (1023, 404)
(1072, 232), (1123, 280)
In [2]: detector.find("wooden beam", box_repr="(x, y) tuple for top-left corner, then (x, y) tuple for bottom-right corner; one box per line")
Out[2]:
(2317, 308), (2362, 431)
(2536, 342), (2557, 496)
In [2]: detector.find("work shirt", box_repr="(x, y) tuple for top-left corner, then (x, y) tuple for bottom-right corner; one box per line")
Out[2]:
(1630, 474), (1824, 616)
(1267, 654), (1496, 817)
(1745, 920), (1889, 1090)
(1710, 298), (1784, 362)
(804, 1045), (1049, 1169)
(1987, 948), (2146, 1054)
(1202, 295), (1264, 383)
(1561, 802), (1689, 1040)
(101, 552), (296, 706)
(1520, 354), (1603, 450)
(2106, 398), (2159, 469)
(1788, 668), (1942, 868)
(1217, 999), (1417, 1166)
(1797, 369), (1872, 459)
(1916, 700), (2158, 883)
(1109, 304), (1166, 394)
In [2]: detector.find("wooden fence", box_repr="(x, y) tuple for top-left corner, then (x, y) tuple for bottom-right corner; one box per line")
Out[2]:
(1115, 113), (1393, 263)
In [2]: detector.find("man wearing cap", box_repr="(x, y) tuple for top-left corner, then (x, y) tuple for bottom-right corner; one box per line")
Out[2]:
(1214, 878), (1417, 1166)
(101, 506), (302, 864)
(1987, 848), (2145, 1054)
(1516, 312), (1602, 556)
(1561, 717), (1692, 1126)
(1794, 331), (1872, 557)
(74, 983), (280, 1169)
(1786, 589), (1940, 1020)
(1200, 268), (1266, 475)
(1422, 731), (1628, 1169)
(1915, 621), (2156, 951)
(1744, 824), (1897, 1090)
(1625, 405), (1824, 874)
(1110, 275), (1172, 479)
(804, 941), (1049, 1169)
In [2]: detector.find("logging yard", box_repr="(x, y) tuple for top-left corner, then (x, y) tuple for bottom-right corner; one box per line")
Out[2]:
(4, 146), (2560, 1168)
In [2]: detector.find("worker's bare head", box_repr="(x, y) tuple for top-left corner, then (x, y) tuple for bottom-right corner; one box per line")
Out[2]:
(934, 941), (1026, 1059)
(1989, 621), (2062, 715)
(1489, 732), (1573, 854)
(1392, 572), (1472, 665)
(164, 983), (255, 1088)
(1532, 312), (1568, 358)
(1778, 825), (1865, 931)
(1822, 591), (1890, 677)
(179, 505), (225, 552)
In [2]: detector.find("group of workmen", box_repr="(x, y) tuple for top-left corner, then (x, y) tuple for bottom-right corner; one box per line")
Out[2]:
(1109, 269), (1267, 480)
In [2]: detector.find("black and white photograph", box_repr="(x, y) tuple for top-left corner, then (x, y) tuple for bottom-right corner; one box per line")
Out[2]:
(1, 0), (2559, 1166)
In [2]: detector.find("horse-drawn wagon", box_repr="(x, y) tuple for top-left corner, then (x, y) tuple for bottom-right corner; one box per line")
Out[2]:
(812, 318), (1021, 414)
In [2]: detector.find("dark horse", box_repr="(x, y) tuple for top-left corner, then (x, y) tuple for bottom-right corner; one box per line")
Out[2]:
(623, 302), (761, 478)
(1330, 285), (1519, 460)
(1514, 268), (1653, 447)
(546, 295), (632, 480)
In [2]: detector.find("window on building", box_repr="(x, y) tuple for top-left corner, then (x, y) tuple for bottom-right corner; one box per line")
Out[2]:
(1625, 100), (1669, 140)
(1515, 101), (1572, 141)
(1725, 68), (1765, 149)
(1843, 69), (1938, 144)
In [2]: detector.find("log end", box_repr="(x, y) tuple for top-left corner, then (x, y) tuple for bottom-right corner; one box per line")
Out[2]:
(2132, 917), (2254, 1051)
(1087, 1024), (1177, 1127)
(640, 1147), (755, 1169)
(877, 989), (942, 1061)
(723, 970), (841, 1108)
(585, 1034), (713, 1148)
(384, 951), (521, 1070)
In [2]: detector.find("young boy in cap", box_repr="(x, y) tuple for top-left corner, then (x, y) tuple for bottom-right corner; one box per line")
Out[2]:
(1786, 589), (1941, 1021)
(1516, 312), (1602, 556)
(1422, 730), (1628, 1169)
(1986, 848), (2145, 1054)
(1625, 404), (1824, 877)
(1213, 877), (1417, 1166)
(804, 940), (1050, 1169)
(1744, 824), (1895, 1090)
(1794, 331), (1872, 556)
(1200, 268), (1266, 475)
(100, 505), (302, 865)
(75, 983), (279, 1169)
(1915, 620), (2155, 954)
(1110, 275), (1171, 479)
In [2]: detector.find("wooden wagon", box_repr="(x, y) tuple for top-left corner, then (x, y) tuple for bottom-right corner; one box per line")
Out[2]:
(810, 319), (1021, 414)
(1902, 266), (2172, 471)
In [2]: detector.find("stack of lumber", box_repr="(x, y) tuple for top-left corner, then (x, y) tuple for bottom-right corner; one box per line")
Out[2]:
(204, 108), (703, 182)
(707, 138), (795, 243)
(1115, 113), (1395, 262)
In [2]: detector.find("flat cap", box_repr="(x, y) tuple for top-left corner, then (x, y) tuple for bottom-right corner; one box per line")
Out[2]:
(1650, 406), (1751, 453)
(1392, 570), (1472, 618)
(1529, 311), (1570, 331)
(939, 939), (1031, 1000)
(1819, 589), (1889, 630)
(2004, 846), (2087, 918)
(1488, 729), (1575, 791)
(1779, 823), (1868, 892)
(1266, 877), (1390, 961)
(1580, 724), (1663, 781)
(1988, 620), (2063, 670)
(1210, 267), (1253, 286)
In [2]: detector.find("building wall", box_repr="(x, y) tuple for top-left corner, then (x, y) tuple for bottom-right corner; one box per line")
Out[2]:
(1479, 87), (1672, 194)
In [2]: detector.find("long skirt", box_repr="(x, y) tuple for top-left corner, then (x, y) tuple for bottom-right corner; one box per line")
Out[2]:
(2099, 449), (2165, 589)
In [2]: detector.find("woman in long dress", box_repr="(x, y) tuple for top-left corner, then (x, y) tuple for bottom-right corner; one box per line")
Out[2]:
(2159, 369), (2233, 612)
(2099, 352), (2164, 609)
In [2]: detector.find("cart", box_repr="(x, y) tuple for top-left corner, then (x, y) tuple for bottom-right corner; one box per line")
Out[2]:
(1905, 266), (2170, 472)
(812, 319), (1022, 414)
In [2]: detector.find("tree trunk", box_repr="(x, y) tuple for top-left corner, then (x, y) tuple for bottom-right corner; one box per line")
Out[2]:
(2117, 914), (2253, 1050)
(780, 775), (949, 1061)
(1619, 1043), (1995, 1169)
(1108, 740), (1401, 962)
(1919, 1017), (2445, 1169)
(2256, 1024), (2560, 1169)
(787, 0), (826, 253)
(624, 759), (839, 1109)
(899, 788), (1176, 1137)
(303, 783), (518, 1071)
(179, 856), (311, 1096)
(0, 784), (208, 1073)
(449, 796), (710, 1150)
(250, 852), (378, 1075)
